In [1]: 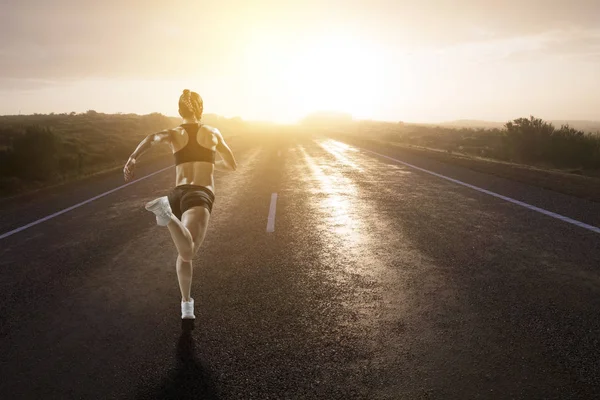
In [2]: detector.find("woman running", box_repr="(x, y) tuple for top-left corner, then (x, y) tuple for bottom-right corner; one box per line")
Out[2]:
(123, 89), (237, 319)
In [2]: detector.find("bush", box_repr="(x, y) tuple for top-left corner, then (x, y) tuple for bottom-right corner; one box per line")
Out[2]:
(502, 116), (600, 169)
(9, 125), (62, 181)
(503, 116), (555, 163)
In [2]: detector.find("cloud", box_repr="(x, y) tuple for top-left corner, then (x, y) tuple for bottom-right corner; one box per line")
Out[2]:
(413, 25), (600, 67)
(502, 29), (600, 62)
(0, 0), (228, 82)
(0, 78), (66, 92)
(1, 0), (599, 90)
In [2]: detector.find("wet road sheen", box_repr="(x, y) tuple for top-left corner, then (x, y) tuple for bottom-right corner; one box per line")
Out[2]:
(1, 133), (599, 399)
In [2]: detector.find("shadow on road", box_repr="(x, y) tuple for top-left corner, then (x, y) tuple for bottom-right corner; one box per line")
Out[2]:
(136, 320), (219, 400)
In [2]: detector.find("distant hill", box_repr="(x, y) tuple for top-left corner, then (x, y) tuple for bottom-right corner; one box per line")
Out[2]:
(437, 119), (600, 133)
(436, 120), (505, 129)
(301, 111), (353, 125)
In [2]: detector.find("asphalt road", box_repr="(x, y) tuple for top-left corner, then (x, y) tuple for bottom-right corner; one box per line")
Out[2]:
(1, 129), (599, 399)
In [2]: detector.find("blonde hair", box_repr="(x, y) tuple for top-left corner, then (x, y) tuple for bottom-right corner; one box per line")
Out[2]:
(178, 89), (203, 119)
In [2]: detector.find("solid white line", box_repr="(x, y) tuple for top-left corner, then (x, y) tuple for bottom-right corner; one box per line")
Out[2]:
(266, 193), (278, 232)
(360, 147), (600, 235)
(0, 165), (174, 240)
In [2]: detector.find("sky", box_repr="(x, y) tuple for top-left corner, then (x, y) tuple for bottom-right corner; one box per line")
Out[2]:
(1, 0), (600, 123)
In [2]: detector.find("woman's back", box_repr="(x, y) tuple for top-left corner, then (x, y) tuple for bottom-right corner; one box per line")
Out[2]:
(170, 124), (220, 192)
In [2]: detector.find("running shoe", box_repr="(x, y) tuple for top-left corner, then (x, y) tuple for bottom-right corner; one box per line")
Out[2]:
(181, 298), (195, 319)
(145, 196), (173, 226)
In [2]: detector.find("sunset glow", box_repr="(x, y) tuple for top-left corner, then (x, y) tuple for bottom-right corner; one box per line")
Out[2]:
(2, 1), (599, 123)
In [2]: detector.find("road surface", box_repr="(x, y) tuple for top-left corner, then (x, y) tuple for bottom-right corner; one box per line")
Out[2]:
(1, 129), (599, 399)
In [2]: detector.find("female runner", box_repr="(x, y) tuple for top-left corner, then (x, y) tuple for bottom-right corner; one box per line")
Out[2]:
(123, 89), (237, 319)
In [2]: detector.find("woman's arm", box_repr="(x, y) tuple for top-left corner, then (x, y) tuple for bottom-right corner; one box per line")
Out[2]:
(128, 130), (172, 162)
(123, 130), (172, 182)
(214, 159), (233, 171)
(211, 128), (237, 172)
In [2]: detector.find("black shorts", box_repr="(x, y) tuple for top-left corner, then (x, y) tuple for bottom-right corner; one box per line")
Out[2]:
(167, 184), (215, 220)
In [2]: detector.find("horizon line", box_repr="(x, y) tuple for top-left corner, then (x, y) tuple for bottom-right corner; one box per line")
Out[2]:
(1, 111), (600, 127)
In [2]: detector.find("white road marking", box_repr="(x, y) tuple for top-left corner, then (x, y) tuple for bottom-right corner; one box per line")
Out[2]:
(266, 193), (278, 232)
(359, 147), (600, 235)
(0, 165), (174, 240)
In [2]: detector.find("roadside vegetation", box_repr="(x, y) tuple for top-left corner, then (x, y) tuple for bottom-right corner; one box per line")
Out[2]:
(0, 111), (245, 196)
(1, 112), (598, 200)
(350, 116), (600, 177)
(304, 113), (600, 201)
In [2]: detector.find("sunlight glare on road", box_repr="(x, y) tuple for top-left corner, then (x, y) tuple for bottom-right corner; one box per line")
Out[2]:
(299, 145), (363, 256)
(318, 140), (363, 172)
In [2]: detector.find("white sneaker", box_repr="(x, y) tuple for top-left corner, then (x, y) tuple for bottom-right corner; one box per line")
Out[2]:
(181, 298), (195, 319)
(145, 196), (173, 226)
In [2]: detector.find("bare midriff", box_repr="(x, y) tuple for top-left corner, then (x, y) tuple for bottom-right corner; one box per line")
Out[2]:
(174, 162), (215, 194)
(171, 125), (218, 194)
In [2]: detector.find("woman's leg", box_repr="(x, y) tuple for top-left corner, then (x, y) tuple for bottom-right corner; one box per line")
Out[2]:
(166, 216), (195, 261)
(175, 206), (211, 301)
(176, 255), (193, 302)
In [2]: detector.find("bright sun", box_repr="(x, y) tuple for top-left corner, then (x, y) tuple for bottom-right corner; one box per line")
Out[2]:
(243, 33), (387, 122)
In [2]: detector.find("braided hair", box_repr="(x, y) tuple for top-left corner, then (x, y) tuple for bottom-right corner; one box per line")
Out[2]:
(178, 89), (204, 120)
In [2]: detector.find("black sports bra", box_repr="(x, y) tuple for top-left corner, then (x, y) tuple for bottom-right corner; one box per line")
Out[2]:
(173, 123), (216, 166)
